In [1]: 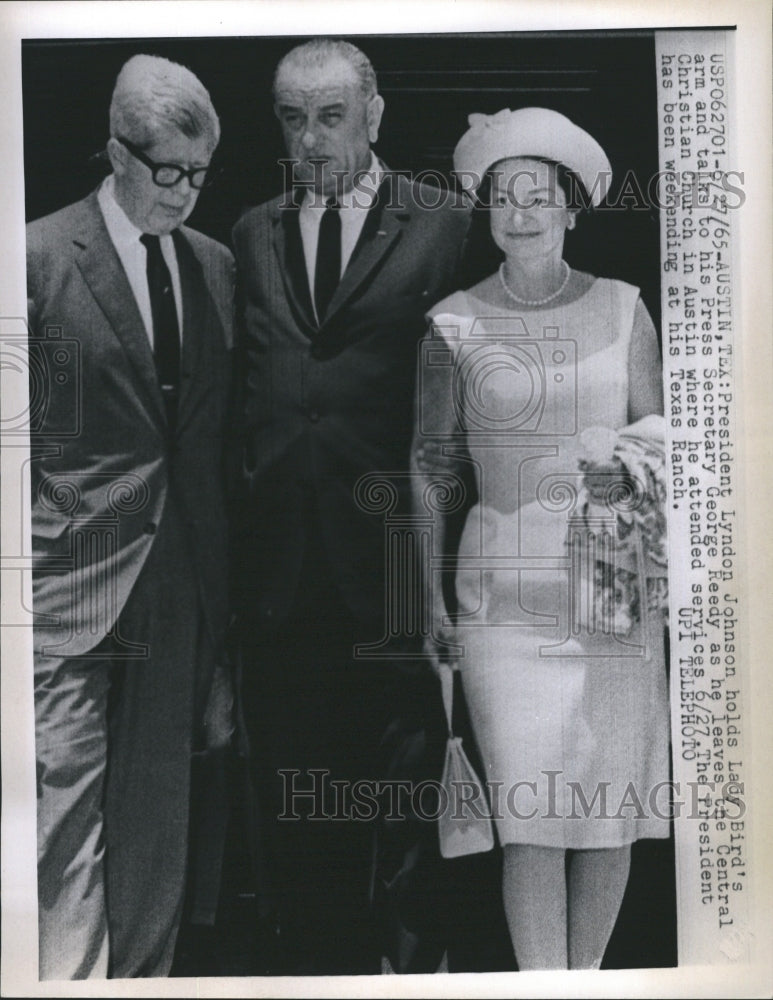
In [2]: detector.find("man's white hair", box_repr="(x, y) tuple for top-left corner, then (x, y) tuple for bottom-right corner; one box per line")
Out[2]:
(109, 54), (220, 151)
(273, 38), (378, 100)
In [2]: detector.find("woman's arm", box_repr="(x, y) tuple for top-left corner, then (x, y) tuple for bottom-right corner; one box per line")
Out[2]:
(410, 322), (467, 670)
(627, 297), (665, 423)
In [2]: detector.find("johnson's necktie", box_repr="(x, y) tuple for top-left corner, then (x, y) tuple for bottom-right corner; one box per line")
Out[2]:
(140, 233), (180, 428)
(314, 198), (341, 323)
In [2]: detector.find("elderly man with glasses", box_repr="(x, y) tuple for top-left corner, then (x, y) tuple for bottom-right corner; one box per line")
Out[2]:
(26, 54), (234, 979)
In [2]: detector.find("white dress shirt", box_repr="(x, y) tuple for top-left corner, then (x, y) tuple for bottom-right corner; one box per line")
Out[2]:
(298, 152), (382, 321)
(97, 175), (183, 348)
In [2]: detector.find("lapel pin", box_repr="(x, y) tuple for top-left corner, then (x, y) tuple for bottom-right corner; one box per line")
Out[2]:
(376, 230), (387, 237)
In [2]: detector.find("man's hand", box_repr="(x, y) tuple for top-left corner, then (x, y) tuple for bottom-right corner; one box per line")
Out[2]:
(423, 601), (459, 677)
(203, 660), (235, 751)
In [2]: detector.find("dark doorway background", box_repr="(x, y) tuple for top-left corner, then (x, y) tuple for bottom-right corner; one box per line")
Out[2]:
(21, 30), (676, 974)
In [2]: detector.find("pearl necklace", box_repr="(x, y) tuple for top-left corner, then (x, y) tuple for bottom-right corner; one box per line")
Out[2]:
(498, 261), (570, 307)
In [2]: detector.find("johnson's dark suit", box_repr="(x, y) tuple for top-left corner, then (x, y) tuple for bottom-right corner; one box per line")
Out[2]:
(233, 170), (469, 973)
(233, 173), (469, 622)
(27, 190), (234, 978)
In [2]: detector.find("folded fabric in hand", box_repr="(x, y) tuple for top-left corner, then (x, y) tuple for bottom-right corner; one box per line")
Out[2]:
(572, 414), (668, 635)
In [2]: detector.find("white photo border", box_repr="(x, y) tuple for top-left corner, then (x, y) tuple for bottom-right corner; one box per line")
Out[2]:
(1, 2), (771, 998)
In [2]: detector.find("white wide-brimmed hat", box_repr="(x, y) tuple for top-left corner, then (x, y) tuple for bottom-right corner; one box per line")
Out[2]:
(453, 106), (612, 206)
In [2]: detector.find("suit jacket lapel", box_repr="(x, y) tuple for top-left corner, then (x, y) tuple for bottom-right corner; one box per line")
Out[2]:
(271, 196), (317, 336)
(321, 171), (407, 327)
(73, 193), (166, 427)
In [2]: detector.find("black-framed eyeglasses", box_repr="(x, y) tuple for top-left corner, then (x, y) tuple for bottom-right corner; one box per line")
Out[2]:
(115, 136), (215, 189)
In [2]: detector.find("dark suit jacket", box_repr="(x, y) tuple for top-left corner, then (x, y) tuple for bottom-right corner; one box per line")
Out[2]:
(27, 189), (234, 658)
(232, 169), (470, 626)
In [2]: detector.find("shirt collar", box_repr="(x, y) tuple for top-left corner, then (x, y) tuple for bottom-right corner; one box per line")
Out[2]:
(97, 174), (176, 249)
(302, 151), (382, 211)
(97, 174), (146, 248)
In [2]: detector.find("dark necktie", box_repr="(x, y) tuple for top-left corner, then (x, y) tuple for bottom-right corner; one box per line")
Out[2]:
(314, 198), (341, 323)
(140, 233), (180, 426)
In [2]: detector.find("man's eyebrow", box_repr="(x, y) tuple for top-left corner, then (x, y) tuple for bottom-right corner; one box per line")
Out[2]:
(275, 94), (347, 113)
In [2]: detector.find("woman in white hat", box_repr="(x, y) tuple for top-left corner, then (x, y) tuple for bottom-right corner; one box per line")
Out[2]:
(413, 108), (669, 970)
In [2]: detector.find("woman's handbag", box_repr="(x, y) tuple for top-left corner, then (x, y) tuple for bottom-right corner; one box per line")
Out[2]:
(437, 663), (495, 859)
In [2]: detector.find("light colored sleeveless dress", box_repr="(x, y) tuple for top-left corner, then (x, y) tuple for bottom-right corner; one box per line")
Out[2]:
(426, 278), (670, 848)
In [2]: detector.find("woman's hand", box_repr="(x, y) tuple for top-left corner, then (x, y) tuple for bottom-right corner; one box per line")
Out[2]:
(577, 425), (628, 505)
